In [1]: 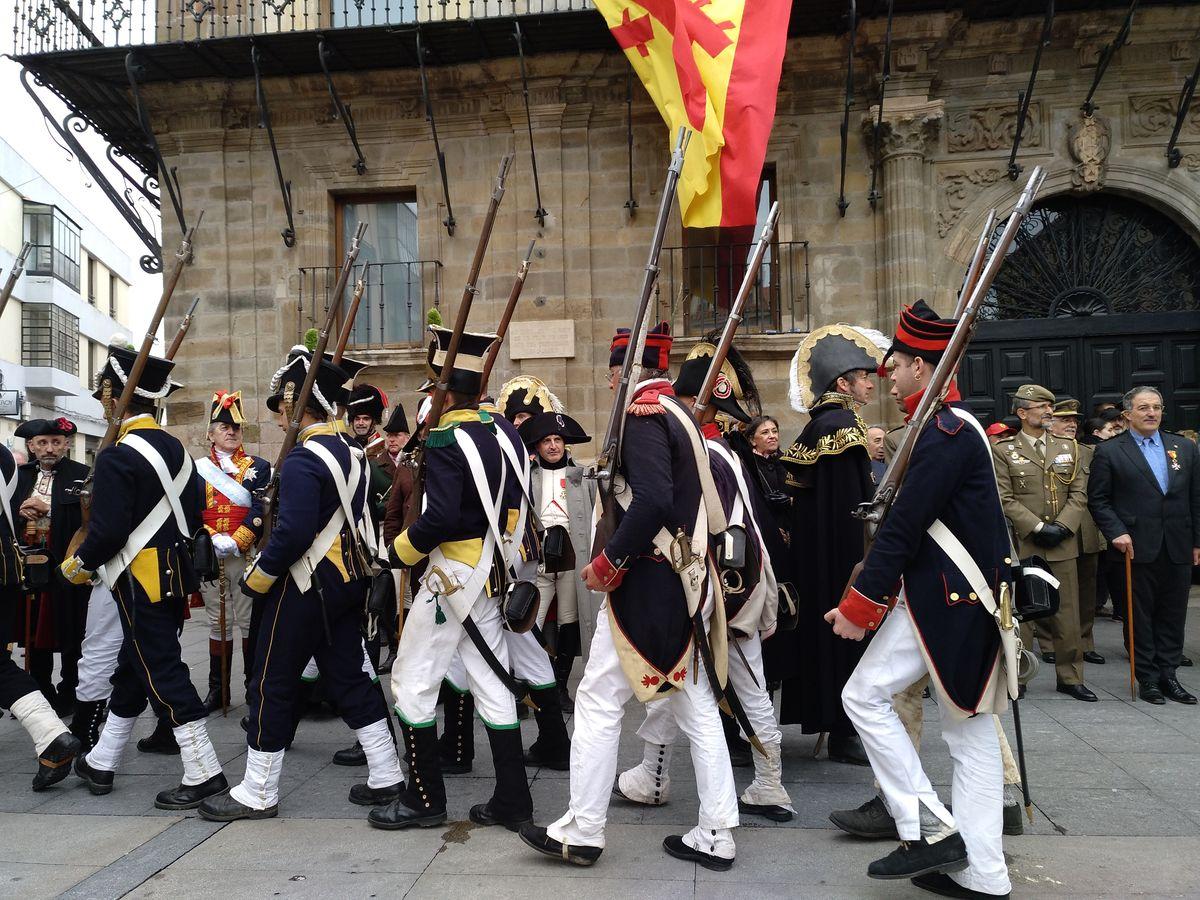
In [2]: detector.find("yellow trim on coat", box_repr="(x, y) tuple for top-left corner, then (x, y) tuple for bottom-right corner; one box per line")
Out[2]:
(245, 563), (276, 593)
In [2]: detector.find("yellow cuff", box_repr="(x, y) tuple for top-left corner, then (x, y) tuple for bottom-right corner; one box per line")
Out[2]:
(245, 564), (277, 594)
(60, 556), (93, 586)
(505, 509), (519, 535)
(395, 530), (426, 567)
(231, 525), (257, 552)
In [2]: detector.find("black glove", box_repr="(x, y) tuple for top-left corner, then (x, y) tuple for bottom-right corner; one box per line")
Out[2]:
(1031, 521), (1071, 548)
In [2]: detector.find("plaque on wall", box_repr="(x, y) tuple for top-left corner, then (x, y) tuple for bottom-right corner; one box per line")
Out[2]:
(508, 319), (576, 360)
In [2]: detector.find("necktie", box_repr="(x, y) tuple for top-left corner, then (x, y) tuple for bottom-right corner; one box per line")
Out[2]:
(1034, 437), (1045, 460)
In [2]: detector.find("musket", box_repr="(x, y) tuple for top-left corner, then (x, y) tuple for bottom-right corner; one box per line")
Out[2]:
(165, 296), (201, 360)
(853, 168), (1046, 548)
(67, 214), (205, 557)
(692, 202), (779, 421)
(332, 271), (367, 365)
(592, 127), (690, 497)
(260, 220), (368, 544)
(404, 154), (513, 532)
(0, 241), (32, 321)
(952, 210), (997, 319)
(479, 239), (537, 395)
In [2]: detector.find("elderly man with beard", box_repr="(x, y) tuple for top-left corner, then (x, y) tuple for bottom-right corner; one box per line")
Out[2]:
(13, 417), (90, 715)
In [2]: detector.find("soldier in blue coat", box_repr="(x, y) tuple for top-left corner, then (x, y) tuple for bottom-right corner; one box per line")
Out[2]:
(199, 350), (403, 821)
(62, 342), (227, 810)
(826, 302), (1013, 898)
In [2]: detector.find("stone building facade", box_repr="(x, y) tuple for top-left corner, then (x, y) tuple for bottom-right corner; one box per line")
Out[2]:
(21, 3), (1200, 454)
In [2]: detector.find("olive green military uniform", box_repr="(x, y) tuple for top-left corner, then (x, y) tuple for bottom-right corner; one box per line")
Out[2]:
(992, 386), (1089, 686)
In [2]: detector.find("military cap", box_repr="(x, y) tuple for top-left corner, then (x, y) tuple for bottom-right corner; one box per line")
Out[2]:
(518, 411), (591, 448)
(675, 334), (761, 423)
(1013, 384), (1055, 404)
(789, 324), (885, 414)
(93, 338), (180, 403)
(209, 390), (246, 426)
(382, 404), (409, 435)
(1052, 398), (1082, 418)
(428, 325), (497, 397)
(498, 375), (562, 423)
(15, 417), (77, 439)
(266, 349), (349, 416)
(885, 299), (955, 366)
(609, 322), (672, 371)
(347, 383), (388, 422)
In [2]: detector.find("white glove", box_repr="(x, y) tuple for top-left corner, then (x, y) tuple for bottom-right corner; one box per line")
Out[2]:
(212, 533), (240, 559)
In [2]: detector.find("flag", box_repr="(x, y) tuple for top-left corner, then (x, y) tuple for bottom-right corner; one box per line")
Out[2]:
(597, 0), (790, 228)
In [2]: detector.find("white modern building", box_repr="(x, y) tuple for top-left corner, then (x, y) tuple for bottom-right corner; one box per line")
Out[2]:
(0, 137), (136, 464)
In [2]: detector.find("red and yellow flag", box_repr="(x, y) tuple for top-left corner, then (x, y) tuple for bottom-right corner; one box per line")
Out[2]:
(597, 0), (790, 228)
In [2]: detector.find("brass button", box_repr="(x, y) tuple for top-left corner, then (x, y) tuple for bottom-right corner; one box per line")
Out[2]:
(950, 592), (960, 601)
(969, 592), (978, 600)
(868, 621), (876, 628)
(1004, 557), (1012, 565)
(165, 568), (172, 575)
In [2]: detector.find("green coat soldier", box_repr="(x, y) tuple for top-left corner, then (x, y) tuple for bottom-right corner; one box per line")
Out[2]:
(992, 384), (1096, 701)
(1048, 399), (1106, 664)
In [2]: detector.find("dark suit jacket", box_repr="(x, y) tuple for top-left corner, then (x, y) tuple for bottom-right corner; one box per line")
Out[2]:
(13, 457), (90, 563)
(1087, 430), (1200, 565)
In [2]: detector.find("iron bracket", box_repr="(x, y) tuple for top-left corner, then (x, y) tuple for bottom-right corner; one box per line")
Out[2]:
(317, 36), (367, 176)
(126, 52), (188, 236)
(1167, 54), (1200, 169)
(514, 22), (547, 228)
(20, 66), (163, 274)
(251, 41), (296, 247)
(1008, 0), (1055, 180)
(836, 0), (856, 218)
(624, 70), (638, 216)
(1081, 0), (1137, 117)
(416, 28), (455, 236)
(867, 0), (894, 210)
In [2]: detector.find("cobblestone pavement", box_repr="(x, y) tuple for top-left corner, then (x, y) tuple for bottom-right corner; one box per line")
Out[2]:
(2, 593), (1198, 898)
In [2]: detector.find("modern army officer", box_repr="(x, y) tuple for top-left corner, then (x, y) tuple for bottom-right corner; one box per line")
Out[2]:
(992, 384), (1096, 701)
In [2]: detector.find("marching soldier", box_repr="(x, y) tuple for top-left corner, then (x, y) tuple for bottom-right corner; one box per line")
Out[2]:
(369, 326), (535, 832)
(195, 390), (270, 712)
(346, 383), (392, 526)
(62, 341), (228, 810)
(1048, 398), (1106, 665)
(993, 385), (1096, 701)
(520, 323), (740, 871)
(827, 301), (1012, 897)
(0, 441), (82, 791)
(198, 349), (403, 821)
(617, 339), (794, 824)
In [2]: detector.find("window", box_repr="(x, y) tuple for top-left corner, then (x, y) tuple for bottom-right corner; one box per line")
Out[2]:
(676, 166), (784, 334)
(23, 203), (81, 291)
(109, 273), (119, 318)
(336, 193), (425, 346)
(85, 339), (98, 388)
(87, 256), (97, 304)
(22, 303), (80, 373)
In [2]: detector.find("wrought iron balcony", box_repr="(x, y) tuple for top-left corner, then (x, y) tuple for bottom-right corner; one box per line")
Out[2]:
(658, 240), (811, 338)
(13, 0), (596, 53)
(297, 259), (443, 351)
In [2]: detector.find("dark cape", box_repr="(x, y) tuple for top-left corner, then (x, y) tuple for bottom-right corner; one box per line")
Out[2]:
(768, 395), (873, 734)
(11, 457), (91, 649)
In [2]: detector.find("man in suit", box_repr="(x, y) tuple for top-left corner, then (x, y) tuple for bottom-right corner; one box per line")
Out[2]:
(992, 384), (1096, 702)
(1088, 386), (1200, 705)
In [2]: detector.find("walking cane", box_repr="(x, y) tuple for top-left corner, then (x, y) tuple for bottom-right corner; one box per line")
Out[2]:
(395, 567), (408, 644)
(218, 559), (229, 716)
(1125, 549), (1136, 701)
(23, 591), (31, 673)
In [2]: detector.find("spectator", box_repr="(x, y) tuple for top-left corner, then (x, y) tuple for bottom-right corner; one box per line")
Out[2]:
(734, 415), (791, 540)
(1089, 387), (1200, 705)
(985, 421), (1015, 444)
(866, 424), (887, 483)
(1101, 406), (1126, 436)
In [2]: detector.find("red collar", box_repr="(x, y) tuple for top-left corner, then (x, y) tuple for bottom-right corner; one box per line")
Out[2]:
(902, 381), (961, 422)
(701, 422), (721, 440)
(631, 379), (675, 403)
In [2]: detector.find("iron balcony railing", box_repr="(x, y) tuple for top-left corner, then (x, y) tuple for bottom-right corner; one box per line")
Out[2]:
(657, 239), (811, 338)
(298, 259), (442, 351)
(14, 0), (595, 54)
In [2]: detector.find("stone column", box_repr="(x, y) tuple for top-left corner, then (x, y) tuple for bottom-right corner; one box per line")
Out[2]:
(867, 98), (943, 315)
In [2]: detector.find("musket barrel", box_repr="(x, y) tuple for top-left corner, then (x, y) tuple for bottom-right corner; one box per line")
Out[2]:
(0, 241), (32, 322)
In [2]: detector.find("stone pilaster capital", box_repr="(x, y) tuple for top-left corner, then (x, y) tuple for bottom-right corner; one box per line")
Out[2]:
(863, 97), (944, 160)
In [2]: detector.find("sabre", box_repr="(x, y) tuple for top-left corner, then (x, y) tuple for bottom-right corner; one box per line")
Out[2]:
(218, 559), (229, 716)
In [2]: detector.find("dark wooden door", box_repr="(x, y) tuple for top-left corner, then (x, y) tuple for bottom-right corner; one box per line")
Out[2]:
(959, 311), (1200, 431)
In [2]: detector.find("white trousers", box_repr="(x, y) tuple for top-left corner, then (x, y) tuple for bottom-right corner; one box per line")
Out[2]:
(76, 583), (122, 703)
(201, 554), (251, 640)
(842, 600), (1011, 897)
(390, 558), (518, 728)
(548, 601), (739, 849)
(536, 569), (577, 626)
(638, 629), (781, 748)
(443, 629), (556, 697)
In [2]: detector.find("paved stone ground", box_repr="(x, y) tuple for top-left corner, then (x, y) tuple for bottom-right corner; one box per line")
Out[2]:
(2, 591), (1200, 898)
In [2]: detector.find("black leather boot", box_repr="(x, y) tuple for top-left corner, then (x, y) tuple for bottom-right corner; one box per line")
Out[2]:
(333, 740), (367, 766)
(69, 699), (107, 753)
(368, 721), (447, 830)
(523, 686), (570, 770)
(829, 795), (899, 839)
(32, 732), (82, 791)
(203, 640), (233, 713)
(470, 725), (533, 831)
(438, 688), (474, 775)
(828, 731), (870, 766)
(552, 623), (579, 713)
(868, 833), (969, 880)
(137, 717), (180, 755)
(74, 754), (115, 795)
(155, 773), (229, 810)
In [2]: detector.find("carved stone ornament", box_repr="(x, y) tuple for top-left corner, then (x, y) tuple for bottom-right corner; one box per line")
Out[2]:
(1129, 94), (1200, 139)
(937, 168), (1006, 238)
(866, 98), (944, 159)
(1069, 114), (1110, 192)
(947, 103), (1041, 153)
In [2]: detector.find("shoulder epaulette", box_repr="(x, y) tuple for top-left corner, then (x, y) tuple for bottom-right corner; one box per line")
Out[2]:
(628, 389), (666, 417)
(426, 409), (495, 448)
(934, 408), (964, 436)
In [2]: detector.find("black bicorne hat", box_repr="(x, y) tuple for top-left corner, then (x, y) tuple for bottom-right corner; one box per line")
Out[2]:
(266, 350), (349, 416)
(92, 341), (180, 404)
(383, 404), (410, 434)
(428, 325), (497, 397)
(518, 411), (591, 448)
